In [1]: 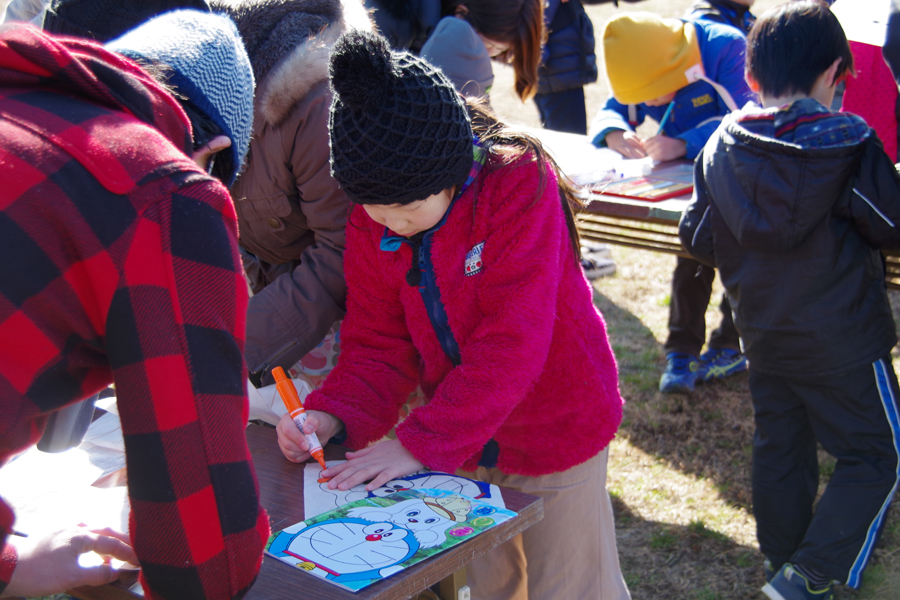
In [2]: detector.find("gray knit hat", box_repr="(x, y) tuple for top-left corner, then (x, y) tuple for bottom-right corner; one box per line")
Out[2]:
(328, 30), (473, 205)
(106, 9), (254, 186)
(421, 17), (493, 98)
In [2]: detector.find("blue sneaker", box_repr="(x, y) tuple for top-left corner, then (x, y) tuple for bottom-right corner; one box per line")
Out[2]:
(659, 353), (699, 393)
(697, 348), (747, 382)
(762, 564), (834, 600)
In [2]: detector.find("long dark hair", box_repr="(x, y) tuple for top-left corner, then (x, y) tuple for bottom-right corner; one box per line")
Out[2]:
(442, 0), (544, 101)
(465, 97), (585, 263)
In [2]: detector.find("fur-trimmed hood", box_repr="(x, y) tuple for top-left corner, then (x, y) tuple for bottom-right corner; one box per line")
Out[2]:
(213, 0), (373, 125)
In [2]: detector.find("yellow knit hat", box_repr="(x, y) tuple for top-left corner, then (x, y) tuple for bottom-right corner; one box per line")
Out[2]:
(602, 13), (702, 105)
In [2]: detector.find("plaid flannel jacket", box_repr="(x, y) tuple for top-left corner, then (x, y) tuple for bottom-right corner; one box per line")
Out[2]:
(0, 24), (268, 599)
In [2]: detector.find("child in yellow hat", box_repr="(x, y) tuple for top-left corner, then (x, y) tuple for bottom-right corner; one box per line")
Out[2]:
(589, 11), (755, 162)
(590, 11), (757, 395)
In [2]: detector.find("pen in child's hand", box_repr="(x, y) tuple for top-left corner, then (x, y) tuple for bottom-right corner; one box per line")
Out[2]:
(655, 100), (676, 137)
(272, 366), (328, 472)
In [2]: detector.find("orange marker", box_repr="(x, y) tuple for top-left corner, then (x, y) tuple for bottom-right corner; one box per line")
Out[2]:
(272, 367), (327, 471)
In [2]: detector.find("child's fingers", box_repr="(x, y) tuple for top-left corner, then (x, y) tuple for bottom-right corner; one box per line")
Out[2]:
(83, 532), (138, 565)
(365, 470), (401, 492)
(73, 563), (121, 588)
(320, 459), (353, 480)
(81, 526), (131, 547)
(343, 445), (375, 459)
(300, 412), (321, 436)
(328, 461), (383, 491)
(622, 133), (648, 158)
(276, 413), (310, 462)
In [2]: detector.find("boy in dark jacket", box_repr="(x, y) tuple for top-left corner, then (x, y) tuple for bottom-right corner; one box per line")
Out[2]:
(680, 3), (900, 598)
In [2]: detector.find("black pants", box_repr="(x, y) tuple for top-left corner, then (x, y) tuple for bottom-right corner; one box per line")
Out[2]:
(533, 87), (588, 135)
(750, 357), (900, 587)
(664, 256), (740, 356)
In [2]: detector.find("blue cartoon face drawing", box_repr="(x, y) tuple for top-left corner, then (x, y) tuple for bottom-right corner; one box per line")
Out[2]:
(267, 518), (419, 584)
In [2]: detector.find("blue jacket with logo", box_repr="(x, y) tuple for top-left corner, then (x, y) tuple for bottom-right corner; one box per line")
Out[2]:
(588, 18), (754, 159)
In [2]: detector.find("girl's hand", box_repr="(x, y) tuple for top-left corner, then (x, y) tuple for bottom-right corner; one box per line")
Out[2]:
(322, 439), (424, 492)
(605, 130), (647, 159)
(276, 410), (343, 463)
(643, 135), (687, 162)
(3, 526), (138, 598)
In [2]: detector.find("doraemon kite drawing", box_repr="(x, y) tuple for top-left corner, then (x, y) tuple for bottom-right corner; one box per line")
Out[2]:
(267, 518), (419, 588)
(347, 494), (473, 548)
(266, 489), (517, 592)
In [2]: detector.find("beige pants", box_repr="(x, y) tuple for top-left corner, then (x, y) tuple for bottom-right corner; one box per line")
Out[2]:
(458, 448), (631, 600)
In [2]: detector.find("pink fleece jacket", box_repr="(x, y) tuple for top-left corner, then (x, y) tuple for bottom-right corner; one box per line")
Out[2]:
(305, 152), (623, 476)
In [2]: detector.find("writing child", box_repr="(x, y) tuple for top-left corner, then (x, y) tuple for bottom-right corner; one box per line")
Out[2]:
(275, 31), (630, 600)
(680, 2), (900, 599)
(589, 11), (755, 162)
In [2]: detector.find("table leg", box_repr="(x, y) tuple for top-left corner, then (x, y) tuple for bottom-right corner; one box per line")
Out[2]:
(436, 566), (469, 600)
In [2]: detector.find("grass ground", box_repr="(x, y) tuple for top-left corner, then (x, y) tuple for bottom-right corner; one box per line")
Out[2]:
(489, 1), (900, 598)
(7, 0), (900, 598)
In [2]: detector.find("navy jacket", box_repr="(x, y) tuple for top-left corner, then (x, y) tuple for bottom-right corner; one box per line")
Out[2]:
(537, 0), (598, 94)
(680, 100), (900, 376)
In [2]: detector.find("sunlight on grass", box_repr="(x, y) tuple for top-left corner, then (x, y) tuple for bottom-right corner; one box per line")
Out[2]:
(608, 437), (756, 547)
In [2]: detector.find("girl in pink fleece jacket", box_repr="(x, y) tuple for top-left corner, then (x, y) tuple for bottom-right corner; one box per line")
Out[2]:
(276, 31), (630, 600)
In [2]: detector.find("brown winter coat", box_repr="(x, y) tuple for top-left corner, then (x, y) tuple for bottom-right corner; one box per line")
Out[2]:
(215, 0), (373, 381)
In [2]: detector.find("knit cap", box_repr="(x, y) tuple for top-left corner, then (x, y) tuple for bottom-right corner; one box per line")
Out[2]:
(328, 30), (473, 205)
(421, 16), (493, 98)
(43, 0), (211, 42)
(106, 9), (255, 186)
(602, 12), (702, 105)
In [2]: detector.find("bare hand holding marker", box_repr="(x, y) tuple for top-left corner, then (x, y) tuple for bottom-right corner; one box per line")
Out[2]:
(272, 366), (326, 471)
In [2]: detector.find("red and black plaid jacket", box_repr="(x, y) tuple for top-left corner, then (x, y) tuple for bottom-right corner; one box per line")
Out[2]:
(0, 24), (269, 599)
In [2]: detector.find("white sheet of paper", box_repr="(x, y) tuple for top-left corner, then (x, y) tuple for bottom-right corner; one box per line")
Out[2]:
(523, 126), (624, 186)
(0, 445), (129, 535)
(832, 0), (889, 45)
(302, 461), (506, 519)
(246, 379), (313, 426)
(82, 411), (124, 452)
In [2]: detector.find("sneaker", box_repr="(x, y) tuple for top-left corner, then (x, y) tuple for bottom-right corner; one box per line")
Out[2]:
(581, 256), (616, 280)
(581, 240), (611, 259)
(696, 347), (747, 382)
(762, 564), (834, 600)
(659, 352), (699, 393)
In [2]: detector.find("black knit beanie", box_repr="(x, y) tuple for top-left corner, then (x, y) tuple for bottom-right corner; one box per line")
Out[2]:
(328, 30), (474, 205)
(43, 0), (211, 42)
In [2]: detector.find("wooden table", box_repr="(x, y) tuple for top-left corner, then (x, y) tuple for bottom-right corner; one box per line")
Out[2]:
(69, 424), (544, 600)
(532, 127), (900, 290)
(576, 175), (900, 290)
(576, 161), (694, 258)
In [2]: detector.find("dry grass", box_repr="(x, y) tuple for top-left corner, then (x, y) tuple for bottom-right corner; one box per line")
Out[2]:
(593, 248), (900, 599)
(487, 1), (900, 598)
